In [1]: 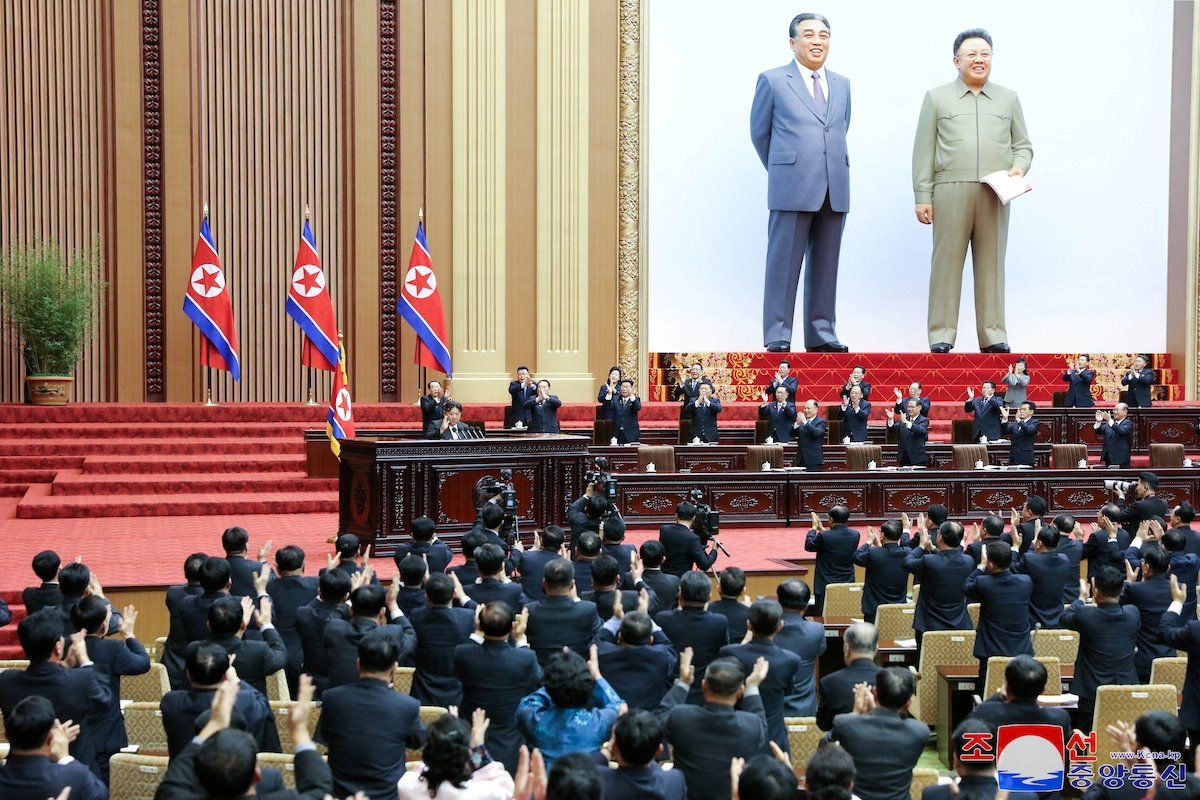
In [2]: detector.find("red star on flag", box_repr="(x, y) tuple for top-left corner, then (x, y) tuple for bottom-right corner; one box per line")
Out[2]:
(407, 268), (432, 295)
(298, 266), (323, 294)
(196, 266), (222, 294)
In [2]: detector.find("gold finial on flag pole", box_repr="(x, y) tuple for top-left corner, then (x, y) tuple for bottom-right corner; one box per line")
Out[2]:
(418, 206), (424, 224)
(304, 203), (310, 220)
(203, 201), (209, 220)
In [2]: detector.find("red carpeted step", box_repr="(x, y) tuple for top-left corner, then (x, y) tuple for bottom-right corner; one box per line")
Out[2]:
(81, 453), (309, 475)
(0, 645), (23, 659)
(0, 483), (32, 497)
(0, 602), (25, 646)
(0, 455), (86, 471)
(0, 469), (58, 482)
(0, 421), (416, 440)
(15, 484), (338, 519)
(0, 437), (304, 457)
(49, 470), (337, 496)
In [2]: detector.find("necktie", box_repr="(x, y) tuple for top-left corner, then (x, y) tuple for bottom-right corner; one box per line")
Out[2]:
(812, 73), (827, 111)
(452, 428), (459, 440)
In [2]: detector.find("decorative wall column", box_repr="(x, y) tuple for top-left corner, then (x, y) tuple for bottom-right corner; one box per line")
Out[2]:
(616, 0), (647, 389)
(534, 0), (592, 401)
(449, 0), (507, 402)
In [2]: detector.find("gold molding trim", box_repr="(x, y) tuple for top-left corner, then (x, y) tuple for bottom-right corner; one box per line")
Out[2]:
(1190, 2), (1200, 399)
(616, 0), (647, 386)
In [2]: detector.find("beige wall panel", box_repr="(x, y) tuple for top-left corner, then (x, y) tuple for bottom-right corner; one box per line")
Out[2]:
(347, 0), (380, 402)
(505, 0), (538, 377)
(423, 0), (455, 398)
(588, 0), (619, 386)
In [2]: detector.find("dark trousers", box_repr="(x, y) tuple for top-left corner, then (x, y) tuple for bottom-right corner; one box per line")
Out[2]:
(763, 195), (846, 347)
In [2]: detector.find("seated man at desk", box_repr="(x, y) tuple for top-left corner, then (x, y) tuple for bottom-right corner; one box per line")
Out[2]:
(440, 402), (472, 440)
(886, 399), (929, 467)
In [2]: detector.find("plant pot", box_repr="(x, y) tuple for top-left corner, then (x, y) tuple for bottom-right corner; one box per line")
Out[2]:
(26, 375), (73, 406)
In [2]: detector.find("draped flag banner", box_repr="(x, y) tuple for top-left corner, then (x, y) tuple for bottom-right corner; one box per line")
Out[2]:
(285, 218), (339, 371)
(183, 214), (241, 380)
(326, 339), (356, 456)
(397, 220), (453, 376)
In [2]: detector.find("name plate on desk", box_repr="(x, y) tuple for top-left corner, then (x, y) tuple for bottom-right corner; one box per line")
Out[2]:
(955, 682), (975, 691)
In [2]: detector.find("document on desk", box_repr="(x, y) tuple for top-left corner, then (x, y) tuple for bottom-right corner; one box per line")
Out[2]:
(981, 171), (1032, 205)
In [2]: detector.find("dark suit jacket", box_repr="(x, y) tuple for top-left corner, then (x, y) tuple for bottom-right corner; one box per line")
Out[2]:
(1084, 530), (1131, 580)
(1057, 537), (1084, 602)
(892, 415), (929, 465)
(518, 549), (559, 603)
(0, 662), (111, 775)
(708, 599), (750, 644)
(766, 375), (799, 402)
(294, 598), (349, 689)
(804, 525), (861, 598)
(406, 605), (476, 706)
(854, 542), (911, 618)
(391, 540), (453, 574)
(674, 378), (713, 418)
(793, 415), (827, 470)
(1062, 369), (1095, 407)
(155, 739), (332, 800)
(775, 614), (826, 717)
(597, 632), (677, 710)
(656, 607), (730, 701)
(609, 396), (642, 444)
(83, 635), (151, 757)
(525, 595), (603, 666)
(22, 583), (64, 614)
(1062, 600), (1140, 703)
(965, 395), (1003, 441)
(1012, 550), (1069, 628)
(440, 422), (474, 440)
(419, 394), (452, 436)
(660, 681), (769, 800)
(968, 695), (1071, 747)
(266, 575), (319, 679)
(761, 401), (797, 443)
(842, 401), (871, 443)
(1006, 417), (1039, 465)
(572, 559), (595, 595)
(159, 682), (274, 757)
(525, 395), (562, 434)
(1097, 417), (1133, 466)
(321, 615), (417, 689)
(598, 763), (688, 800)
(177, 590), (227, 644)
(923, 775), (1023, 800)
(659, 523), (717, 576)
(894, 396), (931, 417)
(815, 657), (881, 731)
(455, 640), (543, 772)
(586, 586), (661, 622)
(227, 555), (273, 598)
(1159, 609), (1200, 729)
(966, 534), (1014, 565)
(719, 638), (801, 751)
(841, 381), (872, 401)
(508, 380), (537, 424)
(904, 548), (974, 633)
(640, 569), (680, 614)
(184, 630), (288, 696)
(687, 398), (722, 442)
(463, 577), (527, 612)
(449, 561), (480, 587)
(830, 708), (931, 800)
(0, 754), (108, 800)
(963, 570), (1033, 659)
(1122, 368), (1155, 407)
(163, 583), (205, 688)
(1120, 575), (1176, 680)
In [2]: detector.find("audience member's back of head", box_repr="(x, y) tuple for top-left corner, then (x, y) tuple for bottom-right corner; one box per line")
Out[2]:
(18, 609), (63, 662)
(679, 571), (712, 606)
(719, 566), (746, 597)
(602, 516), (627, 543)
(350, 585), (386, 618)
(738, 754), (799, 800)
(425, 573), (455, 606)
(590, 554), (620, 589)
(748, 599), (783, 637)
(985, 540), (1012, 570)
(541, 525), (565, 552)
(875, 666), (915, 711)
(618, 611), (653, 646)
(318, 567), (352, 603)
(57, 562), (91, 598)
(70, 594), (108, 635)
(187, 641), (232, 686)
(542, 649), (594, 708)
(460, 530), (487, 561)
(1143, 543), (1172, 574)
(938, 521), (964, 548)
(195, 728), (257, 797)
(335, 534), (360, 560)
(275, 545), (304, 573)
(479, 602), (515, 638)
(481, 503), (506, 531)
(543, 558), (575, 593)
(1163, 529), (1186, 553)
(546, 752), (602, 800)
(199, 557), (232, 593)
(1093, 564), (1125, 598)
(1025, 495), (1047, 517)
(1036, 524), (1060, 550)
(676, 501), (697, 522)
(398, 555), (427, 587)
(953, 718), (996, 773)
(777, 579), (810, 612)
(411, 516), (437, 542)
(981, 515), (1005, 538)
(474, 543), (506, 577)
(420, 713), (472, 792)
(183, 552), (209, 584)
(1052, 514), (1076, 535)
(1004, 655), (1047, 702)
(806, 742), (856, 800)
(358, 629), (399, 674)
(613, 710), (663, 767)
(928, 505), (949, 525)
(1135, 711), (1186, 771)
(576, 531), (601, 558)
(5, 695), (56, 750)
(221, 526), (250, 555)
(31, 550), (61, 583)
(640, 539), (666, 568)
(703, 657), (746, 698)
(880, 521), (903, 542)
(829, 505), (851, 525)
(208, 596), (245, 637)
(844, 621), (878, 655)
(1175, 503), (1196, 525)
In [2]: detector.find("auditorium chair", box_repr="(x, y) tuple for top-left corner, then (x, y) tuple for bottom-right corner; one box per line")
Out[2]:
(1032, 629), (1079, 665)
(1150, 656), (1187, 693)
(122, 663), (170, 703)
(746, 443), (784, 470)
(951, 419), (976, 444)
(952, 444), (989, 469)
(677, 419), (692, 445)
(109, 753), (169, 800)
(910, 769), (940, 800)
(0, 660), (28, 671)
(982, 656), (1061, 698)
(503, 408), (517, 429)
(593, 419), (614, 445)
(912, 630), (975, 726)
(123, 702), (170, 753)
(754, 419), (770, 444)
(1051, 443), (1087, 469)
(784, 717), (822, 773)
(257, 753), (298, 789)
(845, 444), (882, 471)
(967, 602), (981, 628)
(1091, 685), (1178, 772)
(153, 637), (167, 662)
(393, 666), (416, 695)
(1053, 391), (1068, 406)
(637, 445), (676, 473)
(820, 583), (864, 618)
(271, 701), (324, 754)
(1150, 443), (1186, 468)
(406, 706), (450, 762)
(266, 669), (291, 702)
(873, 603), (916, 642)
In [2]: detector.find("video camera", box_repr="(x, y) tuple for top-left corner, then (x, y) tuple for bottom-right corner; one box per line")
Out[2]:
(584, 456), (619, 508)
(689, 488), (730, 556)
(1105, 479), (1136, 495)
(480, 468), (520, 541)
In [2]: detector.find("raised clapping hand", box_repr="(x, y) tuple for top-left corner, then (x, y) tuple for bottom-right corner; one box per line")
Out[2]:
(678, 646), (695, 686)
(1171, 574), (1188, 604)
(513, 746), (548, 800)
(852, 682), (877, 715)
(967, 387), (975, 400)
(746, 656), (770, 688)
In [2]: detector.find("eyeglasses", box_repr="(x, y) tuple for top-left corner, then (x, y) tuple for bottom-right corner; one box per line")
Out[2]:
(957, 51), (992, 60)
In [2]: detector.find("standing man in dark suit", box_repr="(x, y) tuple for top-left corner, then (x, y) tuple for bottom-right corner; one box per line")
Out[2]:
(407, 572), (476, 707)
(524, 558), (603, 666)
(709, 568), (752, 644)
(1120, 544), (1176, 682)
(1062, 564), (1140, 729)
(1010, 495), (1047, 555)
(658, 502), (719, 577)
(656, 572), (730, 704)
(525, 379), (562, 434)
(519, 525), (567, 603)
(464, 544), (527, 611)
(673, 363), (712, 420)
(923, 719), (1009, 800)
(1062, 354), (1095, 408)
(793, 399), (827, 470)
(719, 599), (801, 752)
(965, 515), (1010, 565)
(751, 12), (851, 354)
(1122, 354), (1155, 408)
(221, 526), (274, 599)
(391, 517), (453, 575)
(759, 386), (797, 443)
(608, 379), (642, 444)
(637, 540), (679, 613)
(320, 534), (378, 588)
(1000, 401), (1039, 466)
(964, 382), (1003, 442)
(963, 541), (1033, 686)
(322, 583), (417, 689)
(659, 654), (771, 800)
(571, 531), (601, 595)
(316, 632), (426, 800)
(454, 602), (542, 773)
(177, 557), (233, 646)
(0, 695), (109, 800)
(967, 656), (1070, 747)
(418, 379), (453, 436)
(687, 382), (722, 442)
(855, 520), (911, 622)
(904, 522), (974, 638)
(774, 580), (826, 717)
(804, 505), (860, 614)
(1088, 507), (1132, 580)
(508, 365), (536, 426)
(599, 711), (688, 800)
(0, 610), (111, 777)
(1170, 502), (1200, 555)
(840, 385), (871, 443)
(1055, 516), (1086, 603)
(294, 568), (351, 693)
(827, 668), (930, 800)
(439, 402), (473, 439)
(159, 642), (274, 757)
(1159, 574), (1200, 763)
(266, 545), (319, 697)
(162, 552), (208, 689)
(585, 555), (661, 621)
(887, 399), (929, 466)
(597, 609), (677, 711)
(765, 361), (799, 401)
(815, 621), (880, 730)
(22, 550), (64, 614)
(1095, 403), (1133, 468)
(186, 596), (288, 698)
(1010, 521), (1069, 629)
(892, 382), (931, 418)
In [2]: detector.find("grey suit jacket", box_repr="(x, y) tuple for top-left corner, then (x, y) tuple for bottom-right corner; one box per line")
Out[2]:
(750, 61), (851, 212)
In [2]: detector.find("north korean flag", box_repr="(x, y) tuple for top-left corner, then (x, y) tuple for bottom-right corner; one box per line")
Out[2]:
(326, 340), (356, 457)
(397, 221), (452, 377)
(285, 219), (339, 372)
(183, 215), (241, 380)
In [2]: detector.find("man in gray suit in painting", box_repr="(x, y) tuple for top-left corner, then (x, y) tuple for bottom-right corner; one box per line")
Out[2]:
(750, 12), (850, 354)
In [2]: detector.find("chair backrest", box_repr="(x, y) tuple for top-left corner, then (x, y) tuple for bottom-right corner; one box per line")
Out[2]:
(123, 702), (170, 753)
(109, 753), (170, 800)
(754, 418), (770, 445)
(784, 717), (823, 772)
(1032, 629), (1079, 665)
(677, 419), (693, 445)
(746, 444), (784, 470)
(1051, 444), (1087, 469)
(913, 630), (976, 725)
(271, 701), (325, 754)
(152, 637), (167, 662)
(1150, 444), (1186, 469)
(393, 666), (416, 695)
(638, 445), (677, 473)
(910, 768), (940, 800)
(122, 663), (170, 703)
(953, 444), (989, 469)
(845, 444), (883, 471)
(0, 660), (29, 671)
(874, 604), (916, 642)
(967, 603), (981, 628)
(1092, 685), (1179, 772)
(983, 656), (1061, 698)
(951, 419), (976, 444)
(266, 669), (291, 702)
(406, 706), (450, 762)
(1150, 657), (1188, 692)
(593, 418), (613, 445)
(257, 752), (298, 789)
(821, 583), (864, 618)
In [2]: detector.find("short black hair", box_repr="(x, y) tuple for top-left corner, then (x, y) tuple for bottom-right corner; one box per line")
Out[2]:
(639, 539), (665, 567)
(953, 28), (993, 55)
(517, 365), (529, 372)
(221, 526), (250, 554)
(460, 530), (486, 561)
(1163, 529), (1186, 554)
(739, 755), (799, 800)
(576, 531), (601, 558)
(199, 557), (232, 593)
(1036, 524), (1059, 550)
(982, 381), (996, 391)
(398, 555), (427, 587)
(1140, 472), (1160, 491)
(183, 552), (209, 583)
(335, 533), (360, 558)
(18, 609), (63, 662)
(619, 611), (653, 646)
(981, 515), (1004, 538)
(953, 718), (997, 771)
(350, 585), (386, 618)
(474, 543), (506, 577)
(444, 401), (463, 413)
(777, 579), (810, 611)
(719, 567), (746, 597)
(31, 550), (61, 582)
(58, 562), (91, 597)
(985, 541), (1012, 570)
(703, 657), (746, 697)
(358, 629), (399, 672)
(1025, 495), (1048, 517)
(543, 558), (575, 590)
(195, 729), (258, 797)
(1093, 564), (1125, 598)
(829, 505), (850, 524)
(590, 555), (620, 589)
(479, 602), (514, 638)
(420, 714), (472, 793)
(1004, 655), (1048, 701)
(679, 571), (712, 605)
(676, 502), (697, 522)
(208, 596), (244, 637)
(619, 378), (633, 387)
(613, 709), (663, 766)
(1022, 401), (1037, 412)
(537, 379), (551, 389)
(875, 666), (915, 710)
(543, 649), (594, 708)
(881, 520), (903, 541)
(928, 505), (950, 525)
(411, 517), (437, 541)
(425, 573), (455, 606)
(1143, 543), (1172, 574)
(5, 695), (56, 749)
(546, 752), (603, 800)
(602, 516), (627, 543)
(187, 641), (232, 686)
(748, 599), (783, 636)
(1052, 514), (1076, 535)
(275, 545), (304, 572)
(481, 503), (506, 531)
(939, 521), (964, 547)
(318, 567), (352, 602)
(806, 742), (856, 800)
(70, 595), (108, 635)
(1176, 503), (1196, 524)
(1135, 711), (1187, 772)
(541, 525), (565, 551)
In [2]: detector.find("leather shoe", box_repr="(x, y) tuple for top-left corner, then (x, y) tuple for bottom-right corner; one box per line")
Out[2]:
(930, 342), (953, 354)
(765, 341), (791, 353)
(807, 342), (850, 353)
(981, 342), (1011, 353)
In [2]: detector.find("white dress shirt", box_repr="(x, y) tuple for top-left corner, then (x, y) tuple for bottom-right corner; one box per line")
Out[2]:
(793, 60), (828, 100)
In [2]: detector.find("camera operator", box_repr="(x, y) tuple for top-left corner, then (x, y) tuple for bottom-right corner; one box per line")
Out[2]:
(600, 516), (636, 586)
(475, 503), (522, 575)
(566, 486), (609, 543)
(658, 502), (719, 577)
(1113, 472), (1169, 530)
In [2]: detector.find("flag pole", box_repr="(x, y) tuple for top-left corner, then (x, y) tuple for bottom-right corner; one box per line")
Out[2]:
(302, 202), (319, 406)
(200, 201), (217, 407)
(417, 206), (426, 401)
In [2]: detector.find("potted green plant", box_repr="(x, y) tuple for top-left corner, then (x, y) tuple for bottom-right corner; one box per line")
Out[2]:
(0, 239), (105, 405)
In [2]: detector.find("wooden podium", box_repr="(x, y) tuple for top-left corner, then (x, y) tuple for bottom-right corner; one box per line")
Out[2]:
(337, 433), (591, 557)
